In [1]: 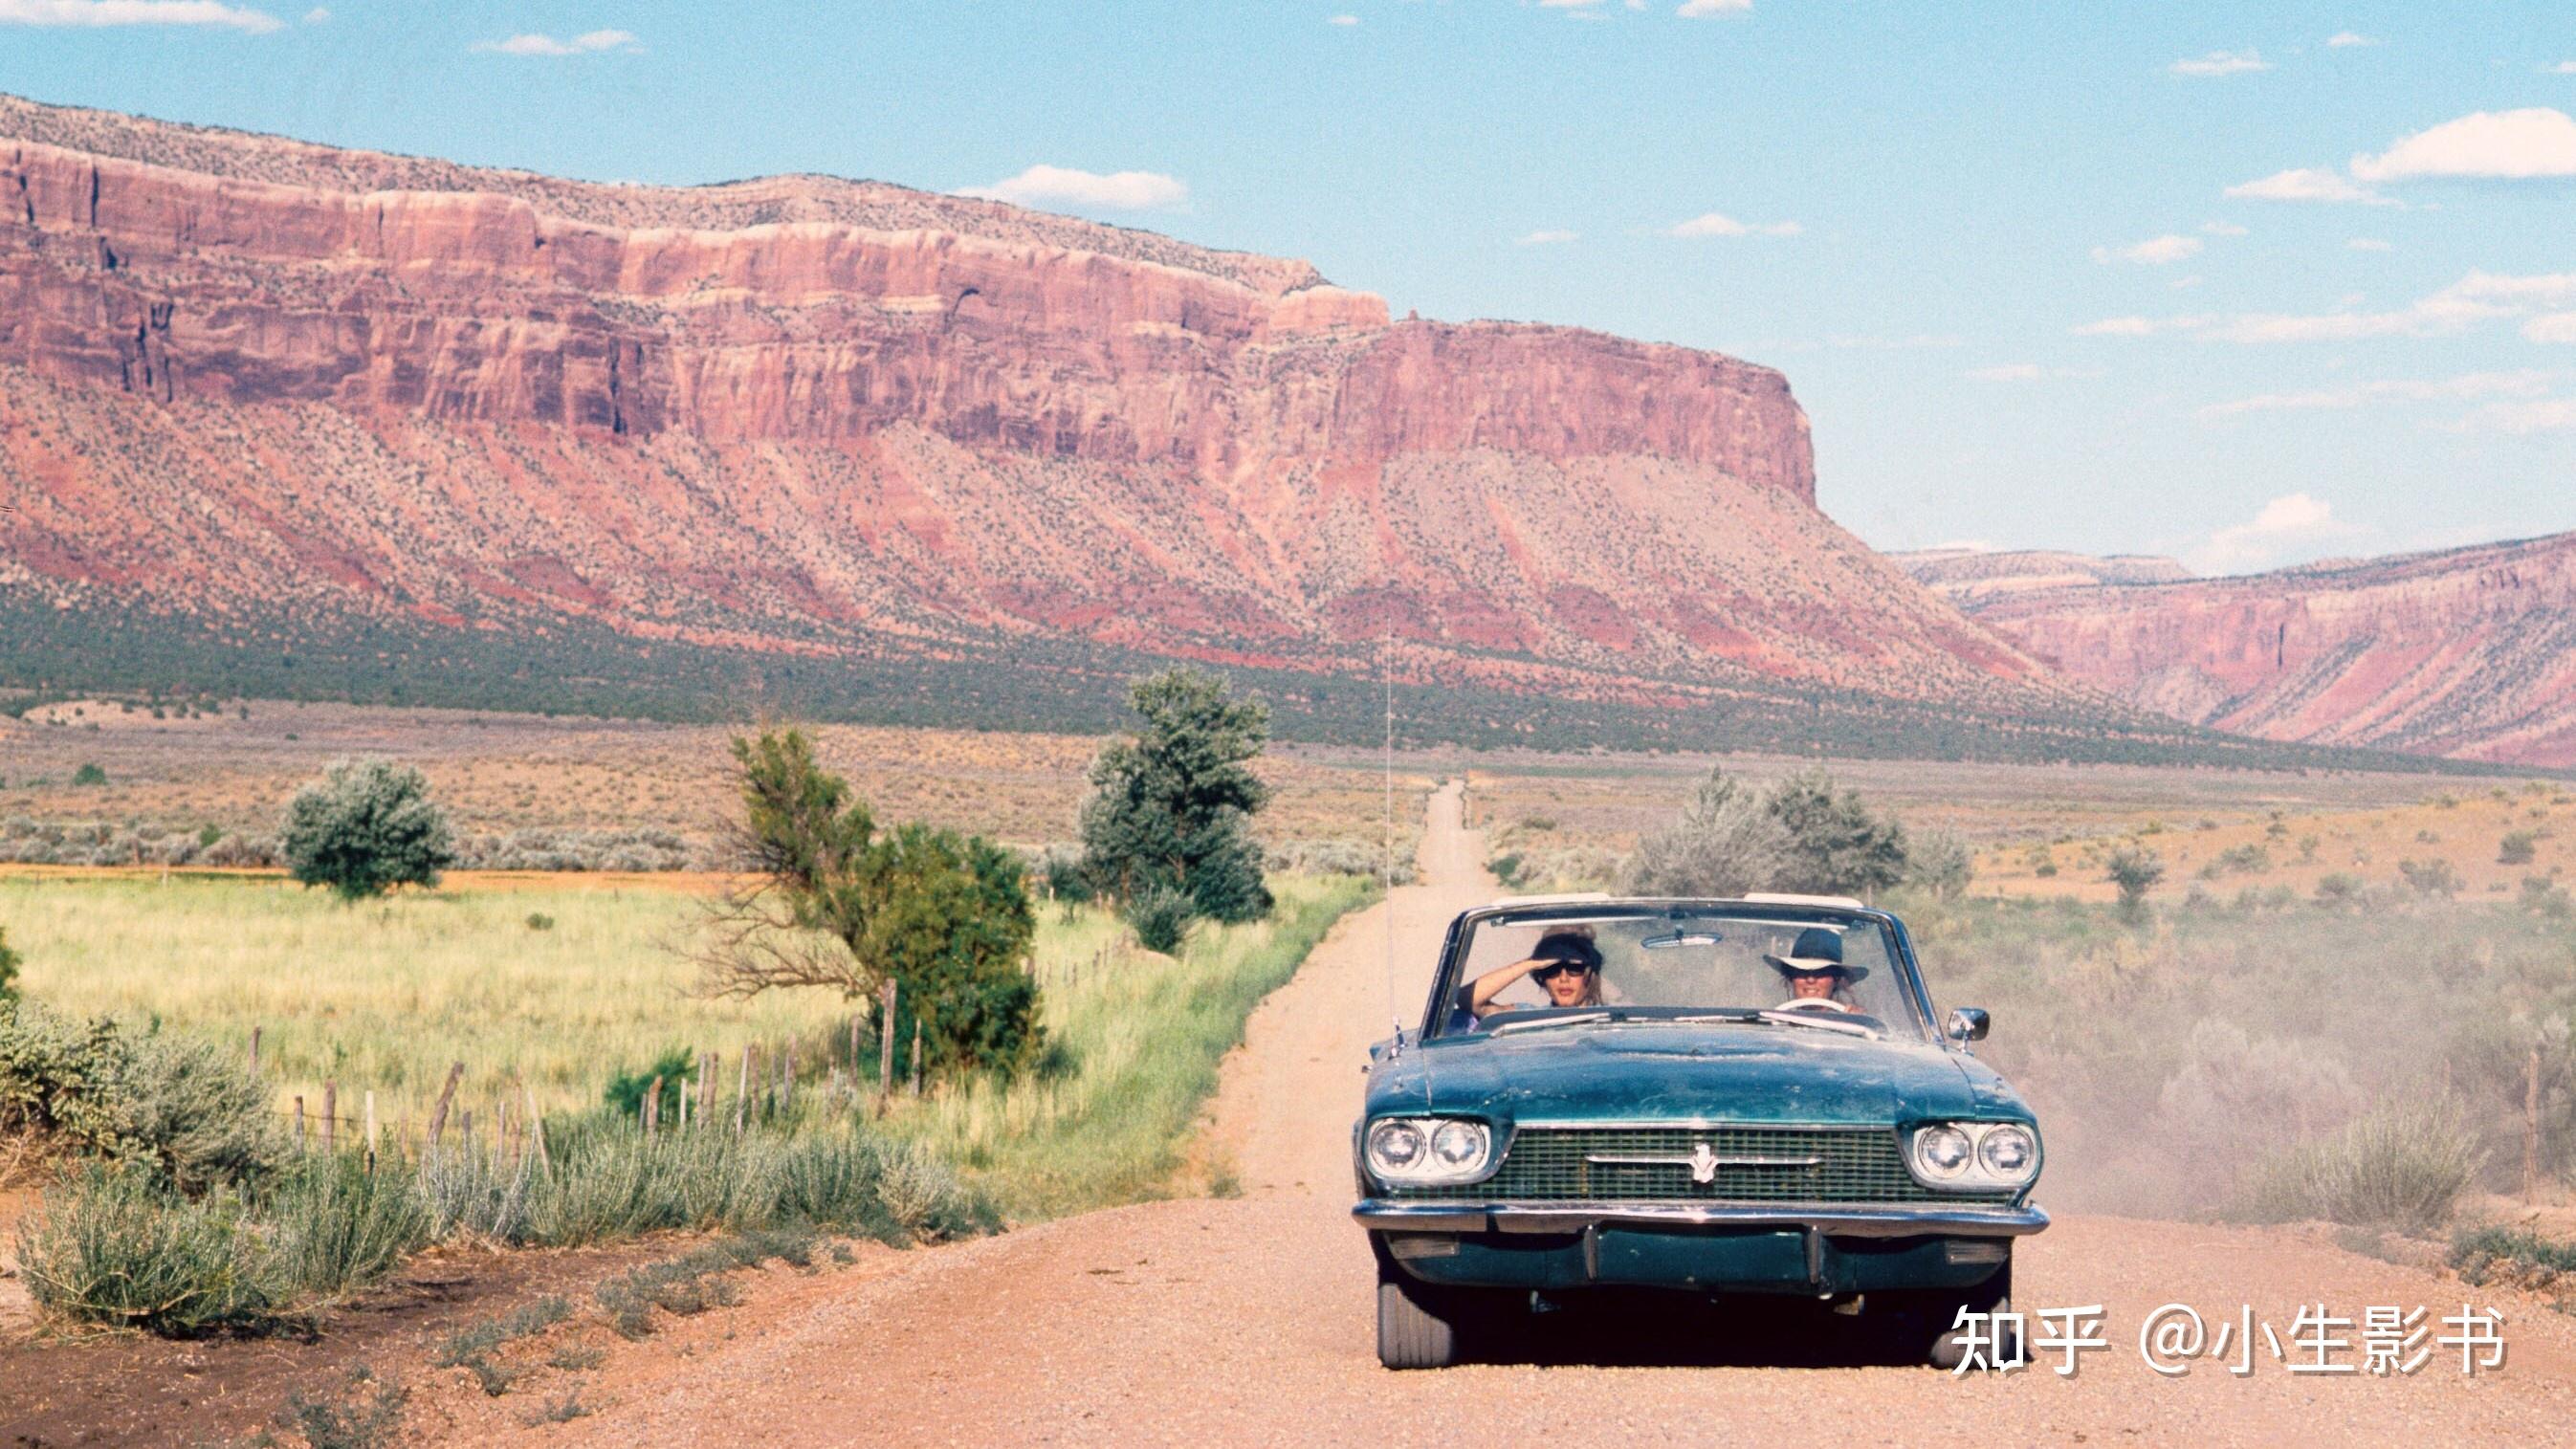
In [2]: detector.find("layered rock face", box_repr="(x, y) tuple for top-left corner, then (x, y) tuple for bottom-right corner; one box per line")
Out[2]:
(1893, 549), (2194, 602)
(1951, 535), (2576, 768)
(0, 94), (2061, 716)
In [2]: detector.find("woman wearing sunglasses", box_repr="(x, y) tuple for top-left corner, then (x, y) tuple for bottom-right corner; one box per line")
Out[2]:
(1463, 929), (1606, 1020)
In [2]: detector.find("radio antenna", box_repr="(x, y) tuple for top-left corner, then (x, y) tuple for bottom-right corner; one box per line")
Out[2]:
(1382, 628), (1399, 1041)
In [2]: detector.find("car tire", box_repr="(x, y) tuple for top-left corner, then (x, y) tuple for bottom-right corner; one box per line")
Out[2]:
(1922, 1262), (2015, 1372)
(1376, 1251), (1477, 1369)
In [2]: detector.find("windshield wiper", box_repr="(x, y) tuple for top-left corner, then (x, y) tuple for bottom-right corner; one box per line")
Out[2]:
(1486, 1011), (1615, 1037)
(1753, 1009), (1881, 1040)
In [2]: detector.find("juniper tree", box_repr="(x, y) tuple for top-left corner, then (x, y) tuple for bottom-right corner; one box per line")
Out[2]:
(1079, 668), (1274, 925)
(281, 758), (456, 902)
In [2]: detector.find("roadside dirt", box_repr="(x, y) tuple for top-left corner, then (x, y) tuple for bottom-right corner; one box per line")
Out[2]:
(532, 780), (2576, 1446)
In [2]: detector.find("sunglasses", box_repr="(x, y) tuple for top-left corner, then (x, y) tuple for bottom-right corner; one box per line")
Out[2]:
(1532, 960), (1596, 980)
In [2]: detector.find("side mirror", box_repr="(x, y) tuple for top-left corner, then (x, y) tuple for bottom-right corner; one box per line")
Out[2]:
(1946, 1007), (1991, 1043)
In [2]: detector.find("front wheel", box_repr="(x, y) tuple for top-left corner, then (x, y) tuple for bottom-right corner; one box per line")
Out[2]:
(1375, 1244), (1518, 1369)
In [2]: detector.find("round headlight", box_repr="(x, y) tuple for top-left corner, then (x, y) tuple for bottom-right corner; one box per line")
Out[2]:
(1367, 1120), (1427, 1175)
(1429, 1120), (1486, 1169)
(1979, 1125), (2036, 1178)
(1917, 1125), (1973, 1177)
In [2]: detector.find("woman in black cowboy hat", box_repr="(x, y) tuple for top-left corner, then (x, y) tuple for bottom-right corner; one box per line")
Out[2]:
(1764, 926), (1869, 1014)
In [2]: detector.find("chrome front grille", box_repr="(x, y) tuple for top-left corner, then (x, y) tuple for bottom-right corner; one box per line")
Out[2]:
(1382, 1125), (2006, 1205)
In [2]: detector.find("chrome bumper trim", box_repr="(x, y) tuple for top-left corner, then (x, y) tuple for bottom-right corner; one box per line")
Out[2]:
(1353, 1199), (2050, 1239)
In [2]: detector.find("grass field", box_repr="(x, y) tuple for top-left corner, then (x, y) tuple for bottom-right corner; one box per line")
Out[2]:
(0, 870), (1373, 1203)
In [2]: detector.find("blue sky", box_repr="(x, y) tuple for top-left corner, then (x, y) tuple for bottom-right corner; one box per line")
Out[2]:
(5, 1), (2573, 575)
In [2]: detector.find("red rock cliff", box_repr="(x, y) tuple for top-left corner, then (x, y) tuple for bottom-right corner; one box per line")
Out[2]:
(0, 94), (2071, 717)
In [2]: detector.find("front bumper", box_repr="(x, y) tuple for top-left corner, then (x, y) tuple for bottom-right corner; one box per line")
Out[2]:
(1354, 1199), (2049, 1238)
(1356, 1199), (2047, 1295)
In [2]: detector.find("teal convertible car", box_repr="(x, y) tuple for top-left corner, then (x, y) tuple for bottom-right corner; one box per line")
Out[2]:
(1354, 895), (2045, 1369)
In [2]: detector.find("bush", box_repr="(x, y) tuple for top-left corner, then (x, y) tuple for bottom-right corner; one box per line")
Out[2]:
(267, 1153), (432, 1301)
(0, 924), (17, 1003)
(1906, 829), (1976, 901)
(0, 1000), (285, 1191)
(1620, 768), (1788, 898)
(2520, 876), (2573, 920)
(2314, 872), (2365, 907)
(70, 762), (106, 788)
(1763, 768), (1908, 897)
(604, 1046), (695, 1125)
(2398, 858), (2462, 899)
(1123, 885), (1197, 955)
(1078, 667), (1274, 923)
(283, 758), (456, 902)
(2499, 830), (2539, 867)
(2234, 1102), (2484, 1232)
(16, 1162), (285, 1334)
(2103, 843), (2166, 918)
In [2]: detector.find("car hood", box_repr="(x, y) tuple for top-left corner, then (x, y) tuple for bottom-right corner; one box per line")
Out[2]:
(1366, 1021), (1997, 1129)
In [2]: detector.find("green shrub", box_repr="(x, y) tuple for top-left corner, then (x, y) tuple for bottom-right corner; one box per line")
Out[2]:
(2234, 1102), (2484, 1232)
(1123, 886), (1197, 955)
(2397, 858), (2463, 898)
(0, 924), (17, 1003)
(1079, 667), (1274, 922)
(70, 762), (106, 788)
(604, 1046), (694, 1124)
(277, 1367), (407, 1449)
(2314, 872), (2365, 907)
(1619, 768), (1788, 898)
(2499, 830), (2539, 867)
(2520, 876), (2573, 920)
(17, 1161), (285, 1334)
(1763, 768), (1909, 897)
(2451, 1225), (2576, 1284)
(282, 757), (457, 901)
(0, 1000), (283, 1191)
(267, 1153), (432, 1301)
(1906, 829), (1976, 901)
(2103, 843), (2165, 918)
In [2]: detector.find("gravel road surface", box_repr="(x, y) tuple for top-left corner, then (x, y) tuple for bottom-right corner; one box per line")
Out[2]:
(547, 782), (2576, 1446)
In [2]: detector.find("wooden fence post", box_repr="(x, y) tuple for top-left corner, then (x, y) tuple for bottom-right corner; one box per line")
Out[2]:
(850, 1016), (862, 1078)
(879, 979), (897, 1098)
(736, 1045), (752, 1134)
(322, 1081), (338, 1153)
(460, 1109), (473, 1153)
(495, 1097), (510, 1165)
(363, 1090), (378, 1175)
(678, 1076), (691, 1133)
(426, 1062), (465, 1147)
(698, 1052), (717, 1121)
(293, 1095), (306, 1149)
(910, 1021), (922, 1095)
(525, 1087), (551, 1173)
(782, 1047), (795, 1114)
(644, 1075), (663, 1137)
(248, 1025), (261, 1074)
(2527, 1046), (2544, 1203)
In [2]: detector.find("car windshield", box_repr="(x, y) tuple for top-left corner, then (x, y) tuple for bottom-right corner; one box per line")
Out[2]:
(1431, 906), (1929, 1042)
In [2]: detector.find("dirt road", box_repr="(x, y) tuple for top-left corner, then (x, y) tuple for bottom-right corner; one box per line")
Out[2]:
(555, 782), (2576, 1446)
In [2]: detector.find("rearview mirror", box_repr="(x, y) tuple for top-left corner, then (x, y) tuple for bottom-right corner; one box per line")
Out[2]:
(1946, 1007), (1991, 1043)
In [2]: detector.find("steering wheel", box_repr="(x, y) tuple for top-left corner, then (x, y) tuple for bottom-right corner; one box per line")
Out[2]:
(1772, 999), (1854, 1015)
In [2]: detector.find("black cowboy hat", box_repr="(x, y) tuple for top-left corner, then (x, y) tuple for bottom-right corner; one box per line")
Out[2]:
(1763, 926), (1869, 984)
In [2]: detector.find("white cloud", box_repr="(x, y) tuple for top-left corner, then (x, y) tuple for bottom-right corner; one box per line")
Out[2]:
(2072, 315), (2209, 338)
(2201, 219), (2249, 236)
(2552, 61), (2576, 75)
(2092, 233), (2203, 266)
(2449, 398), (2576, 433)
(2172, 48), (2271, 77)
(2351, 107), (2576, 181)
(1664, 211), (1800, 238)
(1515, 229), (1578, 246)
(1966, 363), (2043, 382)
(1537, 0), (1604, 7)
(2200, 370), (2556, 416)
(2191, 493), (2365, 575)
(2324, 32), (2379, 48)
(1677, 0), (1751, 13)
(473, 28), (640, 55)
(2524, 313), (2576, 343)
(300, 4), (324, 18)
(2346, 237), (2393, 252)
(1327, 12), (1357, 24)
(958, 164), (1190, 212)
(2224, 166), (2398, 206)
(0, 0), (279, 30)
(1825, 333), (1963, 350)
